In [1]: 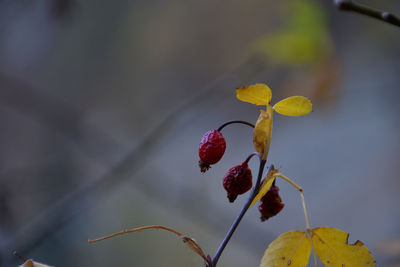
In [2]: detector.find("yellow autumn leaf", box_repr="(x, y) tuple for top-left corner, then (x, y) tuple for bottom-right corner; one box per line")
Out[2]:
(236, 84), (272, 106)
(253, 107), (273, 160)
(312, 227), (376, 267)
(272, 96), (312, 116)
(260, 230), (311, 267)
(250, 168), (278, 207)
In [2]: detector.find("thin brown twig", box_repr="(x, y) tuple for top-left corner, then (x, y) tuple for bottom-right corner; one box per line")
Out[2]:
(89, 225), (209, 263)
(88, 225), (183, 243)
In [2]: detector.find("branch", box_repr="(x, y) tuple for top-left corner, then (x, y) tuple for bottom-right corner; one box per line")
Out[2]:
(89, 225), (210, 264)
(217, 120), (254, 132)
(335, 0), (400, 27)
(211, 161), (269, 266)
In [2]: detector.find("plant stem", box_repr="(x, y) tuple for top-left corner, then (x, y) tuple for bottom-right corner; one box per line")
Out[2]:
(89, 225), (211, 264)
(300, 192), (311, 231)
(275, 173), (302, 192)
(88, 225), (184, 243)
(335, 0), (400, 27)
(275, 173), (311, 230)
(217, 120), (254, 132)
(211, 160), (268, 266)
(312, 244), (319, 267)
(274, 173), (316, 265)
(244, 152), (261, 164)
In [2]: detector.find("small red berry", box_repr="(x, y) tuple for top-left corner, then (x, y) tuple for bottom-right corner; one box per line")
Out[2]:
(198, 130), (226, 172)
(258, 184), (284, 221)
(223, 161), (252, 202)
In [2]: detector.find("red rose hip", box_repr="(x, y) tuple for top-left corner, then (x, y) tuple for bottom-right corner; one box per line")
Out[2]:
(258, 184), (284, 221)
(198, 130), (226, 172)
(223, 161), (252, 202)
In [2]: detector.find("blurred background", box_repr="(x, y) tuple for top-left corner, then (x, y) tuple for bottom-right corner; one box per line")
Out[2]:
(0, 0), (399, 266)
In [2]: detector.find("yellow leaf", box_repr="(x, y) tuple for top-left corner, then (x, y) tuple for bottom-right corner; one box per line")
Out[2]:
(250, 168), (278, 207)
(253, 106), (273, 160)
(273, 96), (312, 116)
(312, 227), (376, 267)
(260, 230), (311, 267)
(236, 84), (272, 106)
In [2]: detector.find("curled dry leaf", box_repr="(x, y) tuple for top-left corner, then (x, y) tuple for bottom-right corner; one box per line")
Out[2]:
(253, 107), (273, 160)
(181, 236), (208, 262)
(250, 168), (279, 207)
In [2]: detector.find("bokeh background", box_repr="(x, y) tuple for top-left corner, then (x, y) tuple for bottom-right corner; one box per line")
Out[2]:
(0, 0), (399, 266)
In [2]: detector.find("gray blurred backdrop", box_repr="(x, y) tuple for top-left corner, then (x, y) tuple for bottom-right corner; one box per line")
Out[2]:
(0, 0), (399, 266)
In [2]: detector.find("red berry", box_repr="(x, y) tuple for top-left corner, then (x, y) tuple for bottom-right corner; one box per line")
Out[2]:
(258, 184), (284, 221)
(223, 162), (252, 202)
(198, 130), (226, 172)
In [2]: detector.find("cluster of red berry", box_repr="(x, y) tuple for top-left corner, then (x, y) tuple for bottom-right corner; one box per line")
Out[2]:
(198, 129), (284, 221)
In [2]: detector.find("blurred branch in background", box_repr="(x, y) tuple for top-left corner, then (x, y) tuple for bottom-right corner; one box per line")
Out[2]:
(334, 0), (400, 27)
(0, 73), (120, 164)
(0, 57), (275, 265)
